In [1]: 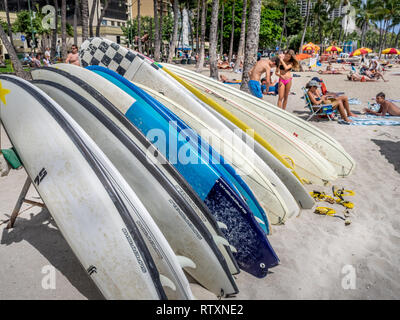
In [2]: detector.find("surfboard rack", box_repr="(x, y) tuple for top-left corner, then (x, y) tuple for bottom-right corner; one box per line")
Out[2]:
(6, 175), (45, 229)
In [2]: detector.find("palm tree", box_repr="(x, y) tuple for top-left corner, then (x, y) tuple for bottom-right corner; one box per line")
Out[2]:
(195, 0), (200, 54)
(73, 0), (79, 45)
(159, 0), (164, 60)
(137, 0), (142, 52)
(278, 0), (288, 49)
(89, 0), (98, 38)
(196, 0), (206, 72)
(81, 0), (89, 41)
(209, 0), (220, 79)
(51, 0), (59, 59)
(219, 0), (225, 56)
(234, 0), (247, 72)
(167, 0), (180, 63)
(96, 0), (110, 37)
(4, 0), (14, 47)
(240, 0), (261, 92)
(0, 24), (31, 80)
(228, 0), (236, 63)
(299, 0), (311, 53)
(61, 0), (67, 60)
(154, 0), (161, 61)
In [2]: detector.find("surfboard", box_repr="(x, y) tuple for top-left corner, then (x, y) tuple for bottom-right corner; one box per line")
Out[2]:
(0, 75), (168, 300)
(78, 37), (299, 227)
(39, 65), (240, 276)
(31, 78), (238, 298)
(159, 65), (338, 186)
(87, 65), (277, 232)
(45, 64), (279, 278)
(163, 64), (356, 178)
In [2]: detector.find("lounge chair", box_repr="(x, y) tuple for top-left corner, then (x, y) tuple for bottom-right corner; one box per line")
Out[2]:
(302, 87), (337, 121)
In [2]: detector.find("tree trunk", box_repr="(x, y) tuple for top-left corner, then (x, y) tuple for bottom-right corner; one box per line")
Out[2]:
(73, 0), (79, 45)
(89, 0), (97, 38)
(233, 0), (247, 72)
(219, 1), (224, 56)
(0, 24), (31, 80)
(51, 0), (59, 59)
(96, 0), (110, 37)
(196, 0), (206, 72)
(81, 0), (89, 41)
(4, 0), (14, 48)
(159, 0), (164, 61)
(394, 28), (400, 48)
(137, 0), (142, 52)
(196, 0), (200, 54)
(228, 0), (236, 63)
(299, 0), (311, 53)
(61, 0), (67, 60)
(279, 3), (287, 50)
(240, 0), (261, 92)
(209, 0), (220, 79)
(154, 0), (161, 61)
(167, 0), (179, 63)
(188, 9), (194, 54)
(149, 17), (153, 56)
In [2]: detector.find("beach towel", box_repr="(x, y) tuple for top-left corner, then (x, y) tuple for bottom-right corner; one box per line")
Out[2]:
(339, 117), (400, 126)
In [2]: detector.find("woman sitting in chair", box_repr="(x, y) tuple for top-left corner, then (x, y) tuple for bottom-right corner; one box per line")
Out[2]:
(306, 80), (356, 123)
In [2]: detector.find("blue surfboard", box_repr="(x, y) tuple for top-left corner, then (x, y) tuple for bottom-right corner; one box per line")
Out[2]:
(87, 65), (279, 277)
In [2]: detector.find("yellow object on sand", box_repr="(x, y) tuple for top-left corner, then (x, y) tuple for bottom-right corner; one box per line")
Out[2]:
(161, 66), (303, 183)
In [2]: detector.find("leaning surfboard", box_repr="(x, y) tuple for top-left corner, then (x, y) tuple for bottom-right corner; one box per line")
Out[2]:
(0, 75), (169, 300)
(46, 64), (279, 278)
(31, 76), (239, 298)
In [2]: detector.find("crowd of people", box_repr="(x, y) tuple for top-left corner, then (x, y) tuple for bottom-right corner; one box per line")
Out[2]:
(21, 44), (80, 68)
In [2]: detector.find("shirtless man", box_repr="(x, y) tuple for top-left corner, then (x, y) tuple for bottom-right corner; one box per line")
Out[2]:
(363, 92), (400, 116)
(248, 57), (277, 98)
(66, 44), (80, 66)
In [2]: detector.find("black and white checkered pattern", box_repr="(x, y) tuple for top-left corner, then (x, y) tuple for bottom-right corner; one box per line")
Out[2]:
(79, 38), (138, 76)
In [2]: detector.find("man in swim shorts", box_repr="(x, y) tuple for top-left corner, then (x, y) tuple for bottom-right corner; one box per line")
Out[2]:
(364, 92), (400, 116)
(248, 58), (278, 98)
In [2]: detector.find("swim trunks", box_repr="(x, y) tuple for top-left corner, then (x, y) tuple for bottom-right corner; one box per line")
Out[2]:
(248, 80), (263, 98)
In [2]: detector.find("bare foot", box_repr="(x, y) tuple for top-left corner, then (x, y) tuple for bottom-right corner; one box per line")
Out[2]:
(349, 113), (358, 117)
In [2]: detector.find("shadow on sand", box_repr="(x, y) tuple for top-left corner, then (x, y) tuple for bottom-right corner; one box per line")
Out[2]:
(0, 208), (104, 300)
(372, 139), (400, 175)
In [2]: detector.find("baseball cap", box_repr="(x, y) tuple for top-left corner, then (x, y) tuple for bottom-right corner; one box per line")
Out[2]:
(308, 80), (321, 88)
(311, 77), (323, 83)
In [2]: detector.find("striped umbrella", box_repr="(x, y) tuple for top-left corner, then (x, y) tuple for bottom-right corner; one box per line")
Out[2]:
(382, 48), (400, 55)
(326, 46), (343, 52)
(302, 42), (320, 52)
(350, 48), (372, 57)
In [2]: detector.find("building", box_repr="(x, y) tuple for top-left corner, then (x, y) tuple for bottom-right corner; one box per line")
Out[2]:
(130, 0), (169, 18)
(0, 0), (129, 58)
(297, 0), (345, 20)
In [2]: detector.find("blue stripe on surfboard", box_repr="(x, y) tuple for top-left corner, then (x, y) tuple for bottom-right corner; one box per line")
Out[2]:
(86, 65), (279, 275)
(87, 65), (271, 235)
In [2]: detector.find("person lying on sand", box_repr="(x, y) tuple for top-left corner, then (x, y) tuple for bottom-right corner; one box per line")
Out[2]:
(347, 72), (377, 82)
(307, 80), (356, 122)
(248, 57), (278, 98)
(363, 92), (400, 116)
(261, 78), (278, 95)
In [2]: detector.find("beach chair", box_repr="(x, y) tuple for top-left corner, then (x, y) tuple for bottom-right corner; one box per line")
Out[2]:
(302, 87), (337, 121)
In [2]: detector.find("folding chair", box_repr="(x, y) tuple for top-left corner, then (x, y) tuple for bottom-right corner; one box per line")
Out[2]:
(302, 87), (337, 121)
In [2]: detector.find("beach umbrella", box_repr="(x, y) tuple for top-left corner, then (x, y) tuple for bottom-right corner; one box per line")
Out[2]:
(326, 46), (343, 52)
(350, 48), (372, 57)
(302, 42), (320, 52)
(382, 48), (400, 55)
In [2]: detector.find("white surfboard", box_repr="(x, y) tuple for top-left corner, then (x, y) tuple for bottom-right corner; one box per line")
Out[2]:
(0, 75), (171, 300)
(31, 67), (239, 297)
(164, 64), (356, 178)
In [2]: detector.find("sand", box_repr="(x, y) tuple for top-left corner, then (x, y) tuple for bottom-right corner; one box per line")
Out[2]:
(1, 62), (399, 300)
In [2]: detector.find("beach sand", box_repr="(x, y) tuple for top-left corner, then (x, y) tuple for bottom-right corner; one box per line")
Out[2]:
(1, 63), (399, 299)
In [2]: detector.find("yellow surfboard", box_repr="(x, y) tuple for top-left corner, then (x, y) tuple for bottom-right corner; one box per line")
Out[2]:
(161, 66), (303, 183)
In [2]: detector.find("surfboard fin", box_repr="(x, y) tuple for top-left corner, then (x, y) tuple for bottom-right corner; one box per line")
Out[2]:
(217, 221), (228, 230)
(213, 235), (237, 253)
(176, 255), (196, 269)
(159, 274), (176, 291)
